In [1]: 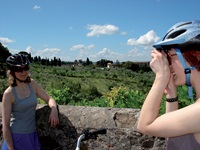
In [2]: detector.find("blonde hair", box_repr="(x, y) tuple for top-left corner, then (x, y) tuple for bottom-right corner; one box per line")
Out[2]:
(7, 70), (31, 86)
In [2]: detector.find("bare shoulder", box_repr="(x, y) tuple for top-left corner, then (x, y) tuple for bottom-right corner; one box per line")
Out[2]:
(3, 86), (14, 103)
(30, 78), (40, 88)
(3, 86), (13, 96)
(30, 78), (39, 86)
(30, 79), (42, 93)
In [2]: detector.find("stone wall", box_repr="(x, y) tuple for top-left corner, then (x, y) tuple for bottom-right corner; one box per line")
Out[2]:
(0, 104), (166, 150)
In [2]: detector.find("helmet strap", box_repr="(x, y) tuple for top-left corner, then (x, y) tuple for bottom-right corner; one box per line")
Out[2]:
(175, 48), (196, 99)
(15, 77), (29, 83)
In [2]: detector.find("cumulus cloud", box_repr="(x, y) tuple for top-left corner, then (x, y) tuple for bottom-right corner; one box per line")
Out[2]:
(127, 30), (160, 46)
(70, 44), (95, 51)
(43, 48), (60, 53)
(0, 37), (15, 45)
(69, 44), (95, 60)
(124, 30), (160, 62)
(37, 48), (60, 58)
(86, 24), (119, 37)
(25, 46), (36, 54)
(33, 5), (41, 10)
(24, 46), (60, 59)
(89, 48), (123, 61)
(90, 48), (149, 62)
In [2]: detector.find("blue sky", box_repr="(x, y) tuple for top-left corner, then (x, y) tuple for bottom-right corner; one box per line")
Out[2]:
(1, 0), (200, 62)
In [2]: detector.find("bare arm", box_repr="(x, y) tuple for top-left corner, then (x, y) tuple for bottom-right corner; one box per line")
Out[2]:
(166, 101), (178, 113)
(137, 74), (167, 135)
(31, 79), (59, 127)
(137, 50), (170, 135)
(137, 50), (200, 137)
(2, 87), (15, 150)
(165, 73), (178, 113)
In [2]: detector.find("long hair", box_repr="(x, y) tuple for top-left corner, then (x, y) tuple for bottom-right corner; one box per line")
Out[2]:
(7, 70), (31, 87)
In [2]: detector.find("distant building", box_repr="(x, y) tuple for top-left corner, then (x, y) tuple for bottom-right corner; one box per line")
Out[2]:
(107, 62), (113, 68)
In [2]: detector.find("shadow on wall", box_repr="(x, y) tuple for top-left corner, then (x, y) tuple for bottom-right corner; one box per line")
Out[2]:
(36, 105), (78, 150)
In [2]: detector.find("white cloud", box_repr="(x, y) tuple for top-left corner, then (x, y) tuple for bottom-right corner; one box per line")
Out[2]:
(33, 5), (41, 10)
(43, 48), (60, 53)
(36, 48), (60, 59)
(70, 44), (95, 51)
(98, 48), (112, 56)
(119, 48), (151, 62)
(124, 30), (160, 62)
(70, 44), (85, 51)
(127, 30), (160, 46)
(89, 48), (123, 61)
(120, 31), (127, 35)
(0, 37), (15, 45)
(69, 44), (95, 60)
(26, 46), (36, 54)
(86, 24), (119, 37)
(24, 46), (60, 59)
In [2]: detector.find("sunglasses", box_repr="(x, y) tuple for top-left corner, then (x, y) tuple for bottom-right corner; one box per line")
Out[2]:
(12, 66), (30, 72)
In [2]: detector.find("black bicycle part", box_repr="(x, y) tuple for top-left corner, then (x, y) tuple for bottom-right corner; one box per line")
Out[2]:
(82, 128), (107, 141)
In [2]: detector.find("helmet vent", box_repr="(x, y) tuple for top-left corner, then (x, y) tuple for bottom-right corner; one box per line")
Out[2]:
(176, 22), (192, 28)
(167, 29), (186, 39)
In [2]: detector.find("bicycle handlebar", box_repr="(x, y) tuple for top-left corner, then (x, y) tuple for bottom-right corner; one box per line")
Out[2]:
(90, 128), (107, 135)
(75, 128), (107, 150)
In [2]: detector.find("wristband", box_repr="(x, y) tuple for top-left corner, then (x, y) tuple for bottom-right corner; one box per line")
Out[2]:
(166, 96), (178, 102)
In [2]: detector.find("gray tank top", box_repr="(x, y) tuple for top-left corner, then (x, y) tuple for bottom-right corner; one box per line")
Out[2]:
(166, 134), (200, 150)
(10, 83), (38, 134)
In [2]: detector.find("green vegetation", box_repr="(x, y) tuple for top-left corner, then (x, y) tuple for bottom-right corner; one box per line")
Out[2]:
(0, 63), (193, 114)
(30, 64), (152, 107)
(0, 43), (193, 115)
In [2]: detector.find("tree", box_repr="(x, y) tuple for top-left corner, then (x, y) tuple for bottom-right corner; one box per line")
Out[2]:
(58, 58), (62, 66)
(0, 42), (11, 63)
(33, 56), (39, 62)
(122, 61), (139, 72)
(96, 59), (113, 67)
(41, 59), (46, 65)
(53, 57), (57, 66)
(86, 58), (90, 66)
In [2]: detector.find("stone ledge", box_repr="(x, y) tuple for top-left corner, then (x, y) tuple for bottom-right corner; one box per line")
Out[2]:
(51, 105), (141, 129)
(0, 104), (166, 149)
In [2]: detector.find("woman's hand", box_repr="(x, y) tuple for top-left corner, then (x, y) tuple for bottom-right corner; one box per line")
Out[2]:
(49, 107), (59, 127)
(150, 50), (170, 84)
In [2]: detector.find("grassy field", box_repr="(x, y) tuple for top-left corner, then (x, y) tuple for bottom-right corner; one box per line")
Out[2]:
(0, 63), (192, 114)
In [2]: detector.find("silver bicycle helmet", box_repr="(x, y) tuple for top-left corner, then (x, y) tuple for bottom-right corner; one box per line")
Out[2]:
(153, 20), (200, 50)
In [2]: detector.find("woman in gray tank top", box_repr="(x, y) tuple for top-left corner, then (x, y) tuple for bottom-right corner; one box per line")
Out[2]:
(137, 20), (200, 150)
(1, 52), (59, 150)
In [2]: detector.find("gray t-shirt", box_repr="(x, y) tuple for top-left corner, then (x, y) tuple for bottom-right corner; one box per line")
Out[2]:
(166, 134), (200, 150)
(10, 83), (38, 134)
